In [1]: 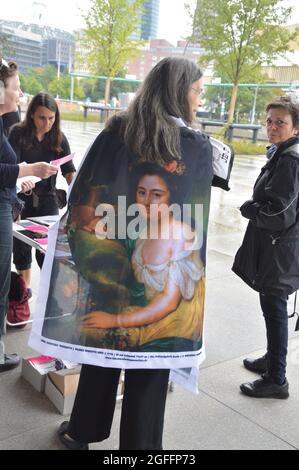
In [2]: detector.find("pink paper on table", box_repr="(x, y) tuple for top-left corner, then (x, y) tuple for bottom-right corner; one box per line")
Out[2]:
(27, 355), (54, 364)
(50, 153), (75, 167)
(26, 225), (48, 233)
(35, 238), (48, 245)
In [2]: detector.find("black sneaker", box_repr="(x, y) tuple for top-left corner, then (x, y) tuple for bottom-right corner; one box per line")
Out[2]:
(243, 354), (268, 374)
(240, 375), (289, 399)
(58, 421), (89, 450)
(0, 354), (21, 373)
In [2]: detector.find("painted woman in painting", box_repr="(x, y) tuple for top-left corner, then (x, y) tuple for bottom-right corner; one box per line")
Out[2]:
(79, 162), (205, 352)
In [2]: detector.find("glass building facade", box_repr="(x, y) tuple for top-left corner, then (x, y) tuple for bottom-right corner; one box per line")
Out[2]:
(0, 20), (74, 73)
(0, 23), (42, 72)
(141, 0), (160, 40)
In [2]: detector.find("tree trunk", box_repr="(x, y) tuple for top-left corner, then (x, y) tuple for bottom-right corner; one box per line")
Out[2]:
(228, 83), (238, 123)
(104, 78), (111, 105)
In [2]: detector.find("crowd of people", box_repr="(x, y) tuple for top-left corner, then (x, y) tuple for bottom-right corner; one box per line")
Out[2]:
(1, 54), (299, 450)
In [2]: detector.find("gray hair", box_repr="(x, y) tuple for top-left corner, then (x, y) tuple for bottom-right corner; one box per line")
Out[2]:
(109, 57), (203, 164)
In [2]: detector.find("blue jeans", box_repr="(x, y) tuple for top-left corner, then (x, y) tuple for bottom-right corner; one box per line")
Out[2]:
(259, 293), (288, 385)
(0, 203), (13, 339)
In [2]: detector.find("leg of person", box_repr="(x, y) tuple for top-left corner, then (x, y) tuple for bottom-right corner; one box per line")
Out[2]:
(13, 237), (33, 298)
(16, 268), (31, 290)
(59, 365), (121, 447)
(35, 250), (45, 270)
(243, 298), (268, 373)
(0, 203), (20, 372)
(13, 196), (34, 291)
(240, 294), (289, 398)
(119, 368), (170, 450)
(261, 293), (288, 385)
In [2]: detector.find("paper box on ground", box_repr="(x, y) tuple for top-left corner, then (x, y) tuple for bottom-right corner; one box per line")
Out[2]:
(45, 367), (81, 415)
(21, 356), (57, 393)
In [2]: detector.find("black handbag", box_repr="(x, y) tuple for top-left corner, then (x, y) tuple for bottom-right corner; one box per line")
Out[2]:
(55, 189), (67, 209)
(12, 196), (25, 222)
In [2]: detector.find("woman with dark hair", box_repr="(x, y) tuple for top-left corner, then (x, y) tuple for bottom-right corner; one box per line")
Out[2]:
(0, 59), (58, 372)
(9, 92), (76, 295)
(55, 57), (213, 450)
(233, 95), (299, 399)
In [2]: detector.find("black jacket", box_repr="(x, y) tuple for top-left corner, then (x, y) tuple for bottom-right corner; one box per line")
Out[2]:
(232, 136), (299, 297)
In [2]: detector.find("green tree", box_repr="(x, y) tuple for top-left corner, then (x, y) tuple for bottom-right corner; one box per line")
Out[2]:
(204, 85), (283, 123)
(188, 0), (297, 122)
(20, 73), (43, 95)
(80, 0), (144, 104)
(203, 66), (283, 122)
(19, 65), (57, 95)
(32, 65), (57, 90)
(81, 78), (105, 102)
(49, 73), (85, 100)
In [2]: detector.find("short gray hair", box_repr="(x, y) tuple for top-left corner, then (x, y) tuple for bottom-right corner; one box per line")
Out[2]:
(266, 95), (299, 127)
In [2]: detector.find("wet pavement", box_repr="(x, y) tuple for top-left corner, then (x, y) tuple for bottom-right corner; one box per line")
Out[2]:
(1, 121), (298, 450)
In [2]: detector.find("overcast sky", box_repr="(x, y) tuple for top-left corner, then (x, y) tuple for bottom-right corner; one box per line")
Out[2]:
(0, 0), (298, 44)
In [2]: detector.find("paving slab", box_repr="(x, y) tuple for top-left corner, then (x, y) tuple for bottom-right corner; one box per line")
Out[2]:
(163, 386), (294, 450)
(1, 136), (298, 450)
(198, 338), (299, 449)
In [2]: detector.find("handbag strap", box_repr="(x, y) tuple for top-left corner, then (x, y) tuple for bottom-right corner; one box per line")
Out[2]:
(288, 291), (299, 331)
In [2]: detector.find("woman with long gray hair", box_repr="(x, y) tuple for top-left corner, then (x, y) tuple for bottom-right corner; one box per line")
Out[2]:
(57, 57), (214, 450)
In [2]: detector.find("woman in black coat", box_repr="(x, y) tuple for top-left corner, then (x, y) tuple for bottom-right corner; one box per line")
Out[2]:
(232, 96), (299, 399)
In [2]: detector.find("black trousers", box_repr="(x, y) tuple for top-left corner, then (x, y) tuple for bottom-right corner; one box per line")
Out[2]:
(68, 365), (170, 450)
(260, 293), (288, 385)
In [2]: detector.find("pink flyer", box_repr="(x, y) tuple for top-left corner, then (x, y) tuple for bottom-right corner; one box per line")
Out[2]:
(26, 225), (48, 233)
(50, 153), (75, 167)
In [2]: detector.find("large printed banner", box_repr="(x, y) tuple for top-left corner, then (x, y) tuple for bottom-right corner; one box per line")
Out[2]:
(29, 128), (212, 392)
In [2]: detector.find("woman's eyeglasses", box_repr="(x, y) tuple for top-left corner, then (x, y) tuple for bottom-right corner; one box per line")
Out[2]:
(191, 87), (203, 97)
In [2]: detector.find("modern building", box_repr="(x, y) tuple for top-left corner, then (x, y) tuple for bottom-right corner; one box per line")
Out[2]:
(261, 23), (299, 85)
(126, 38), (204, 80)
(141, 0), (160, 40)
(73, 29), (90, 75)
(0, 19), (75, 73)
(0, 21), (42, 72)
(128, 0), (160, 41)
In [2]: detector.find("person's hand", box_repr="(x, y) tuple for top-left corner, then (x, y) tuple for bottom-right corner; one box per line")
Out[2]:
(80, 311), (119, 329)
(240, 199), (260, 219)
(82, 217), (108, 238)
(82, 217), (100, 233)
(32, 162), (58, 179)
(20, 179), (35, 193)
